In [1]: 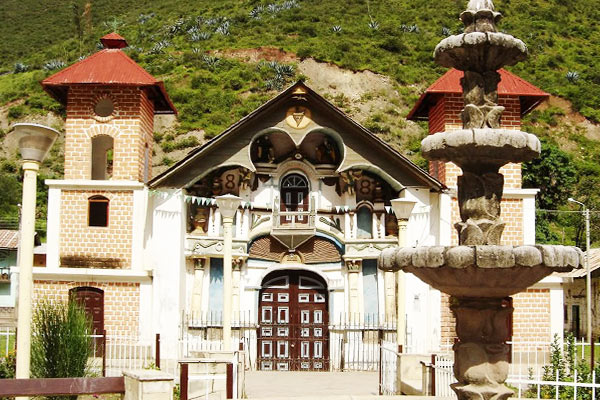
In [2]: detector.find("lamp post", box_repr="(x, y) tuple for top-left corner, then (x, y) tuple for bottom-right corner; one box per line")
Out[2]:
(215, 194), (242, 351)
(569, 197), (592, 345)
(9, 123), (58, 390)
(390, 198), (416, 352)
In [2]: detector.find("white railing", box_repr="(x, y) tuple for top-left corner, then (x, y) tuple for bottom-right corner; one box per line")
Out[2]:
(272, 196), (316, 229)
(379, 341), (399, 395)
(430, 339), (600, 399)
(0, 326), (15, 357)
(508, 369), (600, 400)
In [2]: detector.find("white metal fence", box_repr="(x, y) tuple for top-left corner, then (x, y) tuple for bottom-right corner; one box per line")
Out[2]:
(430, 339), (600, 399)
(0, 327), (15, 357)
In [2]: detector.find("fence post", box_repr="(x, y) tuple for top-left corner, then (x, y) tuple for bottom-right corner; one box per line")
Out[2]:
(431, 354), (436, 397)
(180, 363), (188, 400)
(155, 333), (160, 369)
(591, 336), (595, 371)
(102, 330), (107, 377)
(226, 363), (233, 399)
(378, 339), (383, 395)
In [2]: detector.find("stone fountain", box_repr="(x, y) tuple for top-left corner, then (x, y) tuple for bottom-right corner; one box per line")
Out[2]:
(379, 1), (583, 399)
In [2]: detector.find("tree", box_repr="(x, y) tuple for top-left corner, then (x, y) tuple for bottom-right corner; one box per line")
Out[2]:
(523, 140), (577, 211)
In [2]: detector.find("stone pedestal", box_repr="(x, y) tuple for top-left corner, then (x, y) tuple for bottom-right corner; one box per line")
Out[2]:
(451, 297), (513, 400)
(123, 369), (174, 400)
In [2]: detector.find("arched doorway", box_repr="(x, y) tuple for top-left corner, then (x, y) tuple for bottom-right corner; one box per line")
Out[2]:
(70, 286), (104, 355)
(280, 173), (309, 226)
(258, 270), (329, 371)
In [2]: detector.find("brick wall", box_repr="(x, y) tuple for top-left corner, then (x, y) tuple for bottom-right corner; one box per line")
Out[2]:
(59, 190), (133, 268)
(428, 94), (523, 188)
(64, 85), (154, 182)
(33, 280), (140, 336)
(512, 289), (551, 343)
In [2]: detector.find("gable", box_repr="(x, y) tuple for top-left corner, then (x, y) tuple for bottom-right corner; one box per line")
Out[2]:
(150, 82), (443, 191)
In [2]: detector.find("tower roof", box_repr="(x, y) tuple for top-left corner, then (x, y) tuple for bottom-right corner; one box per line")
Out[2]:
(41, 34), (176, 114)
(407, 68), (548, 120)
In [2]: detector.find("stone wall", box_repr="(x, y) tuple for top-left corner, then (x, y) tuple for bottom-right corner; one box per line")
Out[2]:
(33, 280), (140, 336)
(440, 288), (552, 347)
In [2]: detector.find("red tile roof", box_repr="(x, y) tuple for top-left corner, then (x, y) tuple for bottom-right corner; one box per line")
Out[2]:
(0, 230), (19, 249)
(407, 68), (549, 120)
(41, 35), (176, 114)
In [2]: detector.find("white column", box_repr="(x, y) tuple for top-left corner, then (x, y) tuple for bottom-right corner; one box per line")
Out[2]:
(232, 258), (242, 323)
(16, 161), (39, 392)
(191, 258), (206, 314)
(346, 260), (361, 322)
(222, 216), (233, 351)
(384, 271), (395, 321)
(397, 218), (409, 350)
(45, 186), (61, 269)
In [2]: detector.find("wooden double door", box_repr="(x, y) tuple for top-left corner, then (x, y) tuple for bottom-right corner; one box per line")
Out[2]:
(258, 270), (329, 371)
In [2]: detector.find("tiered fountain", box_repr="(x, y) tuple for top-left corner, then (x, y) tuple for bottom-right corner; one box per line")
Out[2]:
(379, 1), (583, 399)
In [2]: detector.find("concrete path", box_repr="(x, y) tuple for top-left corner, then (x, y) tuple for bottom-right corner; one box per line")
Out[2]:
(244, 370), (380, 398)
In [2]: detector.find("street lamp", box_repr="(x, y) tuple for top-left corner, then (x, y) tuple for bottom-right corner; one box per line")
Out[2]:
(568, 197), (592, 345)
(391, 198), (416, 352)
(215, 194), (242, 351)
(8, 123), (58, 387)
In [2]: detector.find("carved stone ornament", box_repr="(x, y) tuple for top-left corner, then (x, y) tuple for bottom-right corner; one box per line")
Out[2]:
(285, 106), (312, 129)
(345, 259), (362, 272)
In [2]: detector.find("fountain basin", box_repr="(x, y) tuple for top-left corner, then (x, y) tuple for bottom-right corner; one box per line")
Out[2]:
(379, 245), (582, 298)
(421, 128), (540, 167)
(434, 32), (527, 72)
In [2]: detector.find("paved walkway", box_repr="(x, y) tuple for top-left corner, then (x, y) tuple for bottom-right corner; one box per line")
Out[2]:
(244, 371), (380, 398)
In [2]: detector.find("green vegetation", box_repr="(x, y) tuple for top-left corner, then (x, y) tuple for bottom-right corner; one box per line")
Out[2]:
(31, 299), (94, 391)
(523, 333), (600, 399)
(0, 0), (599, 245)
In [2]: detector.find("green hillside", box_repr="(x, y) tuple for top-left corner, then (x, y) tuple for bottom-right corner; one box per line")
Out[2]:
(0, 0), (599, 245)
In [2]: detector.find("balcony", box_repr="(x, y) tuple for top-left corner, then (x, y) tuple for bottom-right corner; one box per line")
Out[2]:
(271, 196), (316, 250)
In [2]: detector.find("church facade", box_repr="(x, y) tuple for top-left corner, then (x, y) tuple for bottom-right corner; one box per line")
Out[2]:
(25, 33), (564, 371)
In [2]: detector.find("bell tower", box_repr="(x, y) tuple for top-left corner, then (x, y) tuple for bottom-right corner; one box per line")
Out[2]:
(41, 33), (176, 271)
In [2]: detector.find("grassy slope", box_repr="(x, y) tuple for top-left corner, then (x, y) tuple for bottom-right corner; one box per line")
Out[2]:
(0, 0), (599, 244)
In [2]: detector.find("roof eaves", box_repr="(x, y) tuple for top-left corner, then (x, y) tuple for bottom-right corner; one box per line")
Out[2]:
(149, 81), (305, 188)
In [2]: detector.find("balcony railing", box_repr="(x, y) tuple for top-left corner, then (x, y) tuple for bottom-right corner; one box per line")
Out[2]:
(272, 196), (316, 230)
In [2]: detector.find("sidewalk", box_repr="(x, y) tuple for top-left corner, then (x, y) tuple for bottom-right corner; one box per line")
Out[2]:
(244, 371), (379, 398)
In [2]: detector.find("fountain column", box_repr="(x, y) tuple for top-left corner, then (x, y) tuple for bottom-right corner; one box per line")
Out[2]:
(379, 1), (583, 399)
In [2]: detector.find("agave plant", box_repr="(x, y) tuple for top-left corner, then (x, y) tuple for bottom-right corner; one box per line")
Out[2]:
(441, 26), (452, 37)
(202, 55), (221, 70)
(332, 25), (342, 33)
(368, 20), (379, 30)
(43, 60), (67, 71)
(250, 7), (263, 20)
(13, 62), (29, 73)
(566, 71), (580, 83)
(215, 20), (230, 35)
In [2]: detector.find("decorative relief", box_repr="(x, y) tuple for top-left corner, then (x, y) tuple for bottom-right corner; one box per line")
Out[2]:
(189, 238), (247, 257)
(345, 259), (362, 272)
(285, 106), (312, 129)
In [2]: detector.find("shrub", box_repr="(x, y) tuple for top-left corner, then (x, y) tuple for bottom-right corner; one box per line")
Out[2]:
(31, 299), (94, 384)
(0, 350), (15, 379)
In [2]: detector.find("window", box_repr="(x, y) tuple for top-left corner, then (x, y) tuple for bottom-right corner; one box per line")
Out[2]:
(88, 196), (109, 227)
(208, 258), (224, 314)
(94, 98), (114, 117)
(357, 206), (373, 239)
(362, 259), (379, 321)
(91, 135), (114, 180)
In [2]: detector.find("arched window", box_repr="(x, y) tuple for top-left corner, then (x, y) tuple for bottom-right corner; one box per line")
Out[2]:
(91, 135), (114, 180)
(356, 206), (373, 239)
(88, 195), (109, 227)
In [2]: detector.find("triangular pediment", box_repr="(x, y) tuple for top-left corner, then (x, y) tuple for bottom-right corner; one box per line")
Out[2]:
(150, 81), (443, 191)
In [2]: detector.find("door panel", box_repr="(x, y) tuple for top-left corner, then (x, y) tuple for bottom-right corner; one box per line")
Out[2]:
(258, 271), (329, 371)
(70, 287), (104, 356)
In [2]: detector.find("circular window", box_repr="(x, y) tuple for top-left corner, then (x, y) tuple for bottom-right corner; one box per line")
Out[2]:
(94, 98), (114, 117)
